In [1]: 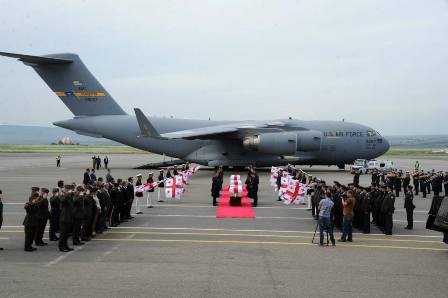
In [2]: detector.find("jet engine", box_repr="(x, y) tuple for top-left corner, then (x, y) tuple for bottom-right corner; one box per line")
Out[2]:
(243, 132), (297, 155)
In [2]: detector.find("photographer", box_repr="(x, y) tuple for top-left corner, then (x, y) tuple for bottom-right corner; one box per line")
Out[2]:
(317, 190), (336, 246)
(340, 190), (355, 242)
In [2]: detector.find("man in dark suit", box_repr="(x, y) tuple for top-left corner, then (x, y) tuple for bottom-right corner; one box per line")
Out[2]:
(35, 188), (50, 246)
(211, 171), (221, 206)
(72, 186), (85, 246)
(247, 170), (259, 207)
(24, 193), (40, 251)
(104, 156), (109, 169)
(381, 186), (396, 235)
(404, 185), (415, 230)
(0, 189), (3, 250)
(126, 177), (135, 219)
(49, 188), (61, 241)
(81, 186), (94, 242)
(59, 185), (74, 252)
(83, 168), (91, 185)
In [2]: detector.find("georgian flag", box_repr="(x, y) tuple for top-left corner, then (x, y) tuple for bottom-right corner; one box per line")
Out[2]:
(282, 179), (301, 205)
(181, 173), (189, 193)
(230, 175), (241, 182)
(270, 166), (282, 187)
(278, 175), (291, 196)
(188, 165), (201, 174)
(165, 176), (183, 200)
(135, 181), (160, 193)
(229, 180), (243, 197)
(294, 184), (308, 205)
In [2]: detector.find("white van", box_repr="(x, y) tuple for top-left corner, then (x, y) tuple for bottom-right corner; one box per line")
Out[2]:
(351, 159), (394, 174)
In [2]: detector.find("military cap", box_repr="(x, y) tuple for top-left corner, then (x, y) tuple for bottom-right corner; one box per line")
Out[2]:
(31, 186), (40, 192)
(41, 188), (50, 194)
(136, 173), (142, 177)
(52, 188), (59, 193)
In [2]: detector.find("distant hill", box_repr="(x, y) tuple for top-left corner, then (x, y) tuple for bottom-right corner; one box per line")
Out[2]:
(0, 125), (116, 145)
(0, 125), (447, 148)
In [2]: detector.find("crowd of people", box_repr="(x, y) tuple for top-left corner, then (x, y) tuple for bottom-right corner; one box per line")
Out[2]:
(20, 163), (195, 252)
(273, 164), (448, 246)
(91, 155), (109, 170)
(23, 172), (134, 252)
(357, 168), (448, 198)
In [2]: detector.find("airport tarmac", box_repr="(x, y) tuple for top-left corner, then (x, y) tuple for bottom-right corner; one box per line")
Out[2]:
(0, 153), (447, 297)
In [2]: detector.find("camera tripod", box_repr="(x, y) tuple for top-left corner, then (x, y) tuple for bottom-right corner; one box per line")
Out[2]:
(311, 220), (329, 246)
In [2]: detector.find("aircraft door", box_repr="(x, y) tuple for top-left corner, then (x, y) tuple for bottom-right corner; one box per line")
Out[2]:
(296, 131), (322, 152)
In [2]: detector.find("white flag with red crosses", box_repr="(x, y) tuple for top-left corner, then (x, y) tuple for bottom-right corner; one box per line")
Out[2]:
(164, 176), (183, 200)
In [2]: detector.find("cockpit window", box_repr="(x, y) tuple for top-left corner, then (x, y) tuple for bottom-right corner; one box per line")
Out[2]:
(366, 130), (377, 137)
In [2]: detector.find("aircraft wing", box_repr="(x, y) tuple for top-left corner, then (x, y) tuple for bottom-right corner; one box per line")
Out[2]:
(134, 108), (272, 139)
(160, 123), (266, 139)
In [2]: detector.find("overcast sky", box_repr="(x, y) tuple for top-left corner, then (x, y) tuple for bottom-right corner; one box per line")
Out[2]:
(0, 0), (447, 135)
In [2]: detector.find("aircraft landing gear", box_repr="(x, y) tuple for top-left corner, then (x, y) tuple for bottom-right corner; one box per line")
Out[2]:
(337, 164), (345, 170)
(232, 166), (246, 171)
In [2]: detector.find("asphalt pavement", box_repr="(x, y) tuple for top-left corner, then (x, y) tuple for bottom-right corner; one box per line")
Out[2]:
(0, 153), (447, 298)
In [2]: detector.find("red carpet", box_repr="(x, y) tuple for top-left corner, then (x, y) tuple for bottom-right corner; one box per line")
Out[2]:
(216, 184), (256, 218)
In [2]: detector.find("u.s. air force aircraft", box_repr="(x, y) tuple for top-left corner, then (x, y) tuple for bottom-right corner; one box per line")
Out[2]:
(1, 52), (389, 168)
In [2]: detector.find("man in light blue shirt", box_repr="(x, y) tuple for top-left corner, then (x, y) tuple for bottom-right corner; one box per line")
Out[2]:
(318, 190), (336, 246)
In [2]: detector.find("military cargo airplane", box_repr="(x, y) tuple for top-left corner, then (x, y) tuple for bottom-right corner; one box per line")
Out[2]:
(0, 52), (389, 168)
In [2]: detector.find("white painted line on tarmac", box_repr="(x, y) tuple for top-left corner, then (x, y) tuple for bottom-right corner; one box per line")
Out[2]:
(43, 245), (85, 268)
(2, 202), (430, 213)
(107, 226), (443, 238)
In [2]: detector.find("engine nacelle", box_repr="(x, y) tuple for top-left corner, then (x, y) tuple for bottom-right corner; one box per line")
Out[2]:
(243, 132), (297, 155)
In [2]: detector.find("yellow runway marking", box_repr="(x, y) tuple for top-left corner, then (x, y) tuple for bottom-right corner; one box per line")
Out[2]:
(1, 230), (444, 244)
(92, 237), (448, 252)
(102, 231), (443, 244)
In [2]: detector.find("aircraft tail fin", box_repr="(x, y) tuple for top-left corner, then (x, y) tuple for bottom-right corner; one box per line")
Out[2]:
(134, 108), (163, 138)
(0, 52), (126, 116)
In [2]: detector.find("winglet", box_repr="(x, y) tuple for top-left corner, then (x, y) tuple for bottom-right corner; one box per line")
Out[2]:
(134, 108), (163, 138)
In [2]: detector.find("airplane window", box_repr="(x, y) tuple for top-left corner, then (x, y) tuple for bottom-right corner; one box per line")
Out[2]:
(377, 138), (383, 143)
(367, 130), (377, 137)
